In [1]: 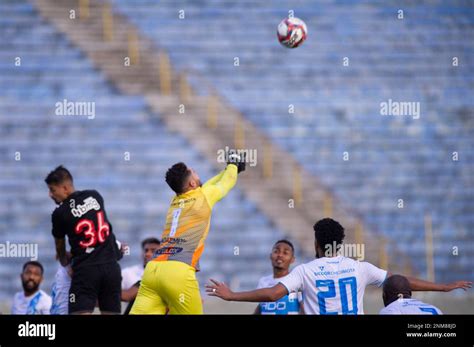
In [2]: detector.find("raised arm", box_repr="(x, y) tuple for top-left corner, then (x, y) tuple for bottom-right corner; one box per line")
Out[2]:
(202, 165), (238, 208)
(203, 169), (227, 187)
(206, 279), (288, 302)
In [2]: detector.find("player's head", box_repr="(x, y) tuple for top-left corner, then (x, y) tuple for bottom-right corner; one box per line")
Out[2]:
(44, 165), (75, 204)
(165, 162), (201, 195)
(21, 261), (44, 295)
(141, 237), (161, 266)
(313, 218), (345, 258)
(270, 240), (295, 271)
(382, 274), (412, 306)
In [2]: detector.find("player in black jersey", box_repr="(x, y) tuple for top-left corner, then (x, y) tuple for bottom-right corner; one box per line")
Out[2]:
(45, 165), (122, 314)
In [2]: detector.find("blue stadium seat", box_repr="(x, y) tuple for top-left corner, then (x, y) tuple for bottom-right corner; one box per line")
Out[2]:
(109, 0), (474, 282)
(0, 0), (292, 302)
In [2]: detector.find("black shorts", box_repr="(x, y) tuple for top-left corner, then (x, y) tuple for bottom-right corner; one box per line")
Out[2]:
(69, 262), (122, 314)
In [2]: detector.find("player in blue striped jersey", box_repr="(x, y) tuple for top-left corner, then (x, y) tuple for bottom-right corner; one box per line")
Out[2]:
(254, 240), (303, 315)
(50, 264), (72, 315)
(12, 261), (52, 315)
(207, 218), (472, 314)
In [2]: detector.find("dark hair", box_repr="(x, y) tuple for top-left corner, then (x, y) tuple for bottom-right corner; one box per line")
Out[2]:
(313, 218), (345, 253)
(274, 239), (295, 254)
(165, 162), (190, 194)
(141, 237), (161, 249)
(44, 165), (73, 185)
(22, 261), (44, 275)
(383, 274), (411, 306)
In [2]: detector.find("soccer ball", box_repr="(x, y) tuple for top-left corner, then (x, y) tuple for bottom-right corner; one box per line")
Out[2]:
(277, 17), (308, 48)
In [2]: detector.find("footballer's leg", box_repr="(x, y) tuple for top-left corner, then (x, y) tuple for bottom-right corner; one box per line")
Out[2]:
(166, 278), (203, 315)
(160, 261), (203, 315)
(98, 262), (122, 314)
(68, 266), (99, 314)
(130, 262), (168, 314)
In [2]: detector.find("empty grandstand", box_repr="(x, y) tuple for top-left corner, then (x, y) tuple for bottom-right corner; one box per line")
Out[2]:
(0, 0), (472, 314)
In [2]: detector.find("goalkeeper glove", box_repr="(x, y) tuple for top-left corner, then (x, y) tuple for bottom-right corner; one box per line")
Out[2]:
(227, 150), (246, 174)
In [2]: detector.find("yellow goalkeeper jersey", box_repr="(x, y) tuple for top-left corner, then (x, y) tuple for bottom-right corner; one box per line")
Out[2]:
(152, 164), (238, 270)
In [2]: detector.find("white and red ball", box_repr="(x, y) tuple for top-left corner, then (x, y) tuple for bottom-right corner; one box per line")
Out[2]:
(277, 17), (308, 48)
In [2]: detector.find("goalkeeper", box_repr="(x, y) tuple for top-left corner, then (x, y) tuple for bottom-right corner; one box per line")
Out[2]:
(130, 151), (246, 314)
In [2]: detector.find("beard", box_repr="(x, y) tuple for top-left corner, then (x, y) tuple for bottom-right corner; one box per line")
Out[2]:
(272, 262), (285, 271)
(22, 279), (40, 295)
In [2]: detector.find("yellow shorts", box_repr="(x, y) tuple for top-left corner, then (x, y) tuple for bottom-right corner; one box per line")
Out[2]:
(130, 260), (203, 315)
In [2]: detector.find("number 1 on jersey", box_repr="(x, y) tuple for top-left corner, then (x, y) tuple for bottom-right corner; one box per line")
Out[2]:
(169, 208), (182, 237)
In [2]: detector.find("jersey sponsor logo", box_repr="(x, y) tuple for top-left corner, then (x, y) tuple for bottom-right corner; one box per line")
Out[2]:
(171, 197), (196, 207)
(261, 301), (287, 311)
(70, 197), (101, 218)
(155, 247), (183, 255)
(313, 268), (355, 277)
(261, 293), (299, 314)
(161, 237), (186, 245)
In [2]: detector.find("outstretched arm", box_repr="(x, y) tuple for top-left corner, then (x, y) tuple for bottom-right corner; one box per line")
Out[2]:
(203, 169), (227, 187)
(206, 279), (288, 302)
(406, 276), (471, 292)
(202, 165), (238, 208)
(387, 272), (472, 292)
